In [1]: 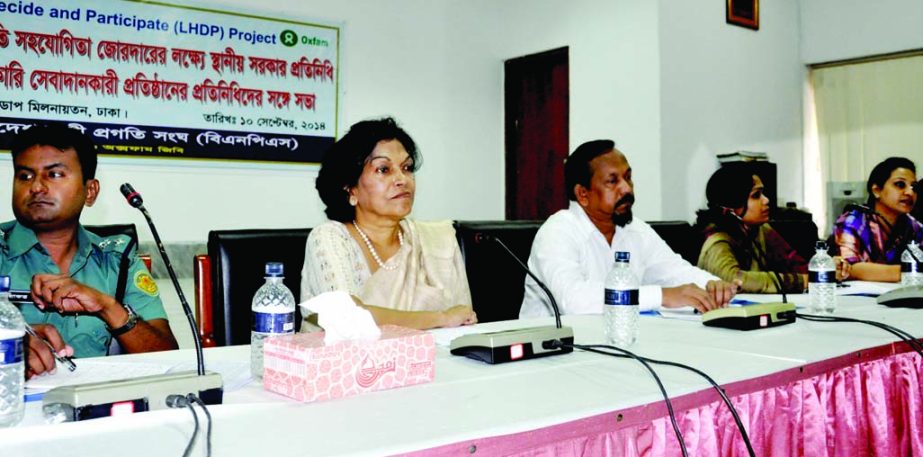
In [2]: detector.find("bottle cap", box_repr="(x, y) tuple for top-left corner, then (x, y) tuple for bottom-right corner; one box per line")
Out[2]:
(615, 251), (630, 262)
(265, 262), (284, 277)
(0, 276), (9, 292)
(815, 241), (828, 251)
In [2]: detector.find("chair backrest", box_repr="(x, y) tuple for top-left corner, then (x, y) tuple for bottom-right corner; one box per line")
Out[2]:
(207, 228), (311, 346)
(648, 221), (702, 264)
(770, 218), (820, 261)
(454, 220), (543, 323)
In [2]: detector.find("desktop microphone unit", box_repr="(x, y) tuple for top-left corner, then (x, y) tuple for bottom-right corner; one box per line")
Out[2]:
(449, 233), (573, 364)
(701, 257), (796, 330)
(702, 302), (796, 330)
(42, 183), (223, 422)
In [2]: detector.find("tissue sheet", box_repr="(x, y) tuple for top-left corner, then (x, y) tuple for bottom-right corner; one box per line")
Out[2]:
(262, 325), (435, 402)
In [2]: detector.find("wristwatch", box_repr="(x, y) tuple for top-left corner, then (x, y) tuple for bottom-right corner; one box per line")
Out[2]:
(107, 304), (140, 336)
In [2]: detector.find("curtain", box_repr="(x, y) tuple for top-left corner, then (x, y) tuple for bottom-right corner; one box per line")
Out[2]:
(810, 55), (923, 233)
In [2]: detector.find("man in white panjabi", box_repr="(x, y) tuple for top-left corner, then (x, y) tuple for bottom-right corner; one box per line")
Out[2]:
(520, 140), (738, 318)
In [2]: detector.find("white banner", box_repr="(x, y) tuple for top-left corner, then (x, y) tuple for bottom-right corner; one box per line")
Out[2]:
(0, 0), (340, 163)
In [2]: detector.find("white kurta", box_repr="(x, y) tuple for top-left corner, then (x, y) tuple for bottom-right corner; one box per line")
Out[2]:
(520, 201), (717, 317)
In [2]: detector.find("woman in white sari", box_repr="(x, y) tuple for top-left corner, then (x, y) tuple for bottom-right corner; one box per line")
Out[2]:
(301, 117), (477, 329)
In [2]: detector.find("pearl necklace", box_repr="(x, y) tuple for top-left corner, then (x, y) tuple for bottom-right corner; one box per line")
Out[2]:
(353, 221), (404, 270)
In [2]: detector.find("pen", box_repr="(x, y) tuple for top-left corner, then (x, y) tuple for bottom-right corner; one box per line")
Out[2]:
(23, 324), (77, 372)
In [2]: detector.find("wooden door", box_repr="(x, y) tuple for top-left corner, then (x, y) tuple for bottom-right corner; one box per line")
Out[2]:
(505, 47), (569, 220)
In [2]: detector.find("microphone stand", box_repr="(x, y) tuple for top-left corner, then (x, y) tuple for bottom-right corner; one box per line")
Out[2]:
(41, 184), (223, 422)
(448, 233), (573, 364)
(136, 203), (205, 375)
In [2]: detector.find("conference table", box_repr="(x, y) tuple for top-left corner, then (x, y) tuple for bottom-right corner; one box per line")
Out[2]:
(1, 291), (921, 456)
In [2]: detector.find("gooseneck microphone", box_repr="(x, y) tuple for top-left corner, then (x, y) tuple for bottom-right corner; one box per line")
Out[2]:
(42, 184), (223, 425)
(119, 183), (205, 376)
(120, 182), (144, 208)
(448, 232), (573, 364)
(474, 233), (563, 328)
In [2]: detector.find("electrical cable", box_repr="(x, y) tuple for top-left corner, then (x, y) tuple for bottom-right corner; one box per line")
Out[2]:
(772, 266), (922, 357)
(554, 342), (756, 457)
(631, 355), (756, 457)
(795, 313), (923, 357)
(182, 401), (199, 457)
(550, 341), (688, 457)
(189, 394), (213, 457)
(167, 394), (201, 457)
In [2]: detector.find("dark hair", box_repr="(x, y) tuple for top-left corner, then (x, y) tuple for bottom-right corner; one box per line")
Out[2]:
(10, 123), (98, 181)
(564, 140), (615, 201)
(315, 117), (420, 222)
(866, 157), (916, 206)
(694, 163), (760, 233)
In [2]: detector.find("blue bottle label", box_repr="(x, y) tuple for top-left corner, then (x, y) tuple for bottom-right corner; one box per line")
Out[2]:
(0, 336), (23, 365)
(809, 271), (835, 283)
(901, 262), (923, 273)
(604, 288), (639, 306)
(252, 311), (295, 334)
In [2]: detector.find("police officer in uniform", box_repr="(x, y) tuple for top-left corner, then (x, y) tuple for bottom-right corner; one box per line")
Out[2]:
(1, 124), (177, 378)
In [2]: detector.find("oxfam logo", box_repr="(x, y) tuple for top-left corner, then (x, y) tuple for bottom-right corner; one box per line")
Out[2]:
(280, 30), (298, 47)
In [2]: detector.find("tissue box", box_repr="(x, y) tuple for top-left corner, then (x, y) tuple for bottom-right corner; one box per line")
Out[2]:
(262, 325), (435, 402)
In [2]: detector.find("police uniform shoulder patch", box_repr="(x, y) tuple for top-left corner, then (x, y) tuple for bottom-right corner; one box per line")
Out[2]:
(98, 236), (128, 250)
(134, 270), (159, 296)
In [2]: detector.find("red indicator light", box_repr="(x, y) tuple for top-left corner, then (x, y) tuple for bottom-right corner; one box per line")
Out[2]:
(760, 315), (768, 327)
(510, 343), (524, 360)
(111, 401), (136, 416)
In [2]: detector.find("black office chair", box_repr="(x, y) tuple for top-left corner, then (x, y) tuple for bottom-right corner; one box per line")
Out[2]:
(649, 221), (703, 264)
(454, 220), (543, 323)
(771, 218), (820, 261)
(203, 228), (311, 347)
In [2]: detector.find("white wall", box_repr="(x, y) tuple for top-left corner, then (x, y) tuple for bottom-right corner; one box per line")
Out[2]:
(0, 0), (819, 241)
(0, 0), (668, 241)
(799, 0), (923, 233)
(658, 0), (804, 221)
(801, 0), (923, 65)
(486, 0), (663, 218)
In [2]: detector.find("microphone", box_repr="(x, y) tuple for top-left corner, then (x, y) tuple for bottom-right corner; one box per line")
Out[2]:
(449, 232), (574, 364)
(119, 183), (206, 376)
(42, 183), (223, 422)
(473, 233), (563, 328)
(700, 269), (796, 330)
(120, 183), (143, 208)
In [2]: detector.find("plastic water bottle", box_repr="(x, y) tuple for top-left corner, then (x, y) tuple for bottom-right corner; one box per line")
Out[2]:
(604, 251), (640, 347)
(0, 276), (25, 428)
(250, 262), (296, 378)
(900, 241), (923, 286)
(808, 241), (837, 314)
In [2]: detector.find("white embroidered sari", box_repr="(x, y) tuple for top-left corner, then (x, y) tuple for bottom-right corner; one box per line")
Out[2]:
(300, 219), (471, 315)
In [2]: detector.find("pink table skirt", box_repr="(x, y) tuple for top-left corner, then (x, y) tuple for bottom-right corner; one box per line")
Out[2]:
(405, 342), (922, 456)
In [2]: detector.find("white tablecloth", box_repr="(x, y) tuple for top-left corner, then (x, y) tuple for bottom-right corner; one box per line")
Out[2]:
(1, 294), (921, 456)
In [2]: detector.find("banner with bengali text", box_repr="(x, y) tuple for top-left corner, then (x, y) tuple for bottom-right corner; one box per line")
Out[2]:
(0, 0), (340, 163)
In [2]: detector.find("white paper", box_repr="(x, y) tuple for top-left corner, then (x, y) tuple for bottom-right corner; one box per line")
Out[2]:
(428, 326), (483, 347)
(836, 281), (899, 297)
(25, 360), (172, 393)
(657, 306), (702, 322)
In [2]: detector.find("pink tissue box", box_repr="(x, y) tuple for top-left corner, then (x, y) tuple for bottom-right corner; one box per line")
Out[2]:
(262, 325), (435, 402)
